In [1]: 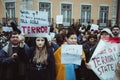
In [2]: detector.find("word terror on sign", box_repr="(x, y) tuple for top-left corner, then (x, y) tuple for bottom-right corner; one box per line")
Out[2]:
(21, 26), (48, 34)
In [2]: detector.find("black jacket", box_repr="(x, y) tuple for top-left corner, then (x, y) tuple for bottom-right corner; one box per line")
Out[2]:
(21, 47), (56, 80)
(0, 44), (29, 80)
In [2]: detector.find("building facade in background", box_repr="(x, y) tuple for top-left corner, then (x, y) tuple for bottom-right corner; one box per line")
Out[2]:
(116, 0), (120, 26)
(0, 0), (119, 28)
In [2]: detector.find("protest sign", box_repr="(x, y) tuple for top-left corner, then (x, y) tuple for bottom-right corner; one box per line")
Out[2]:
(20, 10), (49, 37)
(50, 32), (55, 40)
(61, 45), (82, 65)
(89, 38), (120, 80)
(90, 24), (99, 31)
(2, 26), (13, 32)
(56, 15), (63, 24)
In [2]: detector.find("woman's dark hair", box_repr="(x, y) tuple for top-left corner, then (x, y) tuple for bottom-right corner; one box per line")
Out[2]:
(88, 34), (97, 40)
(44, 37), (50, 48)
(66, 27), (77, 38)
(55, 34), (64, 46)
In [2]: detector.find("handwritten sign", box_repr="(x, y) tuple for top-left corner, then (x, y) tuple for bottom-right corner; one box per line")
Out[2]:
(50, 32), (55, 40)
(20, 10), (49, 37)
(90, 24), (99, 31)
(56, 15), (63, 24)
(61, 45), (82, 65)
(89, 39), (120, 80)
(2, 26), (13, 32)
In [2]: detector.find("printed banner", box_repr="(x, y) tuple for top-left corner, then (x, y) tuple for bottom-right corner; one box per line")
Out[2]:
(89, 38), (120, 80)
(20, 10), (49, 37)
(61, 45), (82, 65)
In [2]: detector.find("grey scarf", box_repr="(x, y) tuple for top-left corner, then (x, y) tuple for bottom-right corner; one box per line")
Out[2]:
(2, 41), (13, 56)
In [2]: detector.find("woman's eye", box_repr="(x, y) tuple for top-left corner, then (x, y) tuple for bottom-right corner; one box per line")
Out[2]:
(36, 39), (40, 41)
(41, 40), (44, 41)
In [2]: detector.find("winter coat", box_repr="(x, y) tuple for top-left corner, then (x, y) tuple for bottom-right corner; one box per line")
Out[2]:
(83, 41), (97, 63)
(0, 42), (29, 80)
(20, 46), (56, 80)
(54, 44), (85, 80)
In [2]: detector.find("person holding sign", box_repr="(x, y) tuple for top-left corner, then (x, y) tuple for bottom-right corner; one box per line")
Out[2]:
(54, 28), (85, 80)
(100, 28), (113, 39)
(84, 28), (114, 80)
(0, 31), (29, 80)
(83, 34), (100, 80)
(18, 37), (56, 80)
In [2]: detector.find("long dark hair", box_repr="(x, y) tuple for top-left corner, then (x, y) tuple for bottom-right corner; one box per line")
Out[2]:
(33, 37), (50, 64)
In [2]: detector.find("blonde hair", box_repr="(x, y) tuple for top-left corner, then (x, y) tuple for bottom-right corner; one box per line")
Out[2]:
(33, 45), (48, 64)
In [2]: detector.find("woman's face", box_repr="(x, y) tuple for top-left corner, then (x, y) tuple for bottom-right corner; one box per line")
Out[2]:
(36, 37), (45, 48)
(100, 32), (111, 39)
(89, 38), (95, 44)
(66, 34), (77, 45)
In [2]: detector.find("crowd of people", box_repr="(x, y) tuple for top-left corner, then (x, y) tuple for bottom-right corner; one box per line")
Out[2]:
(0, 21), (120, 80)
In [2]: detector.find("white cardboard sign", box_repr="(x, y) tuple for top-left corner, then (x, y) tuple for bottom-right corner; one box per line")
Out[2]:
(61, 45), (82, 65)
(20, 10), (49, 37)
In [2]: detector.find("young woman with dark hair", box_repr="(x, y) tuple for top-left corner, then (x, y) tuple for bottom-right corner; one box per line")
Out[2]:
(19, 37), (56, 80)
(54, 28), (85, 80)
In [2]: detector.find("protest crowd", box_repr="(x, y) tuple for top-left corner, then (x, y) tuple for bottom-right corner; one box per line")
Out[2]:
(0, 11), (120, 80)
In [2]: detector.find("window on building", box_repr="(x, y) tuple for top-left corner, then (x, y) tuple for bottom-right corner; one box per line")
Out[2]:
(81, 5), (91, 25)
(99, 6), (109, 26)
(20, 0), (33, 10)
(61, 3), (72, 26)
(22, 0), (29, 1)
(5, 2), (15, 18)
(39, 2), (51, 23)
